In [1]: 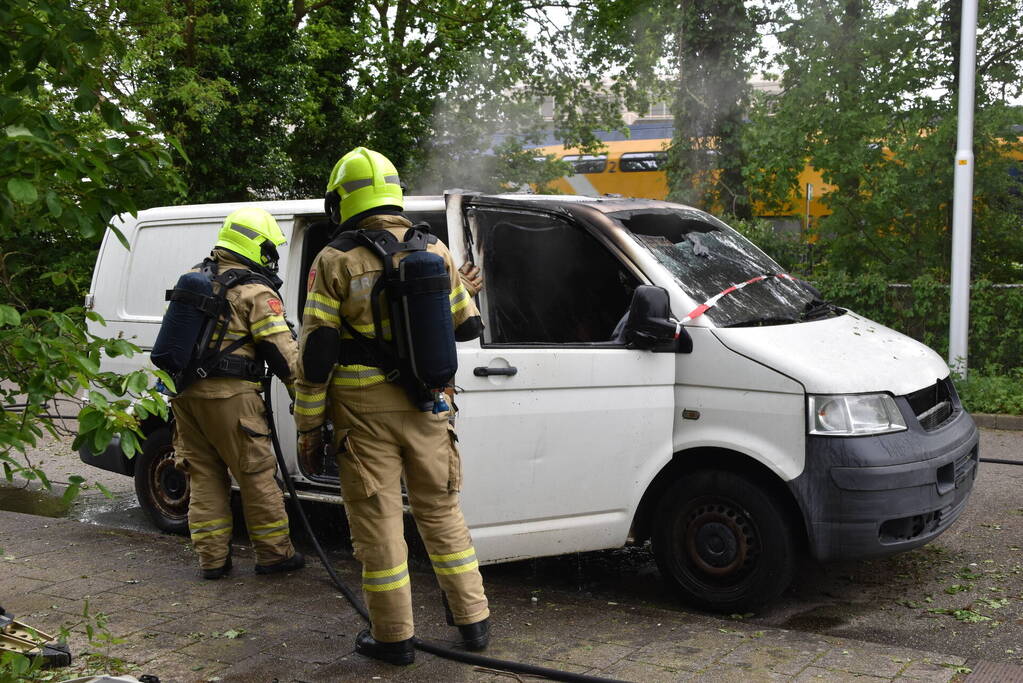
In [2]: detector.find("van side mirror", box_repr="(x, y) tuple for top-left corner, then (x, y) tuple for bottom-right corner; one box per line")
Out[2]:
(624, 285), (693, 353)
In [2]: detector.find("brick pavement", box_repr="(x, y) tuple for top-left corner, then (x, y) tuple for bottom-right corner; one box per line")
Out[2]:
(0, 510), (971, 682)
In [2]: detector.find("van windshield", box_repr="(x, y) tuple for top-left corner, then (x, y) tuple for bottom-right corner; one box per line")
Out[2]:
(609, 207), (827, 328)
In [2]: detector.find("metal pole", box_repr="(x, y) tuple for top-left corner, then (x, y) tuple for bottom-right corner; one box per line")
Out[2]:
(948, 0), (978, 377)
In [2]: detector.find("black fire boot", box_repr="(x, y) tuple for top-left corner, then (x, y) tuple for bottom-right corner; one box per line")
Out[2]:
(355, 629), (415, 665)
(202, 552), (232, 580)
(254, 551), (305, 575)
(442, 592), (491, 651)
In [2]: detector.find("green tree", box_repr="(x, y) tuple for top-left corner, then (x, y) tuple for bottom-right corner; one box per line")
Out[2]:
(1, 0), (176, 498)
(119, 0), (307, 202)
(744, 0), (1023, 280)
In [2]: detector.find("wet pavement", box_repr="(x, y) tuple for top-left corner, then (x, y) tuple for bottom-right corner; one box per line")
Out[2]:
(0, 509), (973, 682)
(3, 429), (1023, 680)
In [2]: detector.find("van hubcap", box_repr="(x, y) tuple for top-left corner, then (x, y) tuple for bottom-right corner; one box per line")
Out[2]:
(684, 500), (757, 578)
(151, 447), (189, 519)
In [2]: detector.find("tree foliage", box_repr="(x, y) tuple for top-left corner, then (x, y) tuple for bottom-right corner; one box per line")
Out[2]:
(113, 0), (597, 200)
(1, 0), (181, 310)
(1, 0), (177, 487)
(743, 0), (1023, 280)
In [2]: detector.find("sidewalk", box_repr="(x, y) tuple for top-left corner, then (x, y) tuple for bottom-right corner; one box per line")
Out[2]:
(0, 510), (970, 682)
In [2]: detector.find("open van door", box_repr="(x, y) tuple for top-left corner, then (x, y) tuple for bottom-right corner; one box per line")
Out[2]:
(443, 193), (677, 563)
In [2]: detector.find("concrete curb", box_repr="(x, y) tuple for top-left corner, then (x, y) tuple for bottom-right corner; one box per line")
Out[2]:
(972, 413), (1023, 431)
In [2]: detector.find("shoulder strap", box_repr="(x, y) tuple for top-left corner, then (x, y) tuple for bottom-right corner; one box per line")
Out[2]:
(194, 265), (275, 378)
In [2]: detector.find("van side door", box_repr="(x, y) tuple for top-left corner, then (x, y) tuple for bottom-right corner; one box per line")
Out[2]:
(448, 196), (677, 563)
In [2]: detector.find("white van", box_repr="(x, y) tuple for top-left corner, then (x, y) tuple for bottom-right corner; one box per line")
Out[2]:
(80, 192), (979, 611)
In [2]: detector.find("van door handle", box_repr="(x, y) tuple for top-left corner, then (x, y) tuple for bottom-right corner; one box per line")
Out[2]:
(474, 366), (517, 377)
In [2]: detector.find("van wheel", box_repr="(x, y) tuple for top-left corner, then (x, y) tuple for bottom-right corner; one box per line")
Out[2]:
(134, 426), (190, 535)
(653, 469), (794, 613)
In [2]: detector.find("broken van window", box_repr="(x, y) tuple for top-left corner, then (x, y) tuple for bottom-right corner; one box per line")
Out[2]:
(473, 208), (637, 344)
(609, 208), (824, 328)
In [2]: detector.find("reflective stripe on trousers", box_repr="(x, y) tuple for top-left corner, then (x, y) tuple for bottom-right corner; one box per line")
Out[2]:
(363, 561), (411, 592)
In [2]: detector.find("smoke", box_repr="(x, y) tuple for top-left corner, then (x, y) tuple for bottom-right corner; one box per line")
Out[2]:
(412, 46), (552, 195)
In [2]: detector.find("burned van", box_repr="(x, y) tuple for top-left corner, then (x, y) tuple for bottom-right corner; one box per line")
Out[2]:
(80, 193), (978, 611)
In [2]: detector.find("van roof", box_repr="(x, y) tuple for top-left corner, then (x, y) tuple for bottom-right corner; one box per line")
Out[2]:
(127, 193), (692, 222)
(485, 193), (695, 215)
(129, 196), (447, 222)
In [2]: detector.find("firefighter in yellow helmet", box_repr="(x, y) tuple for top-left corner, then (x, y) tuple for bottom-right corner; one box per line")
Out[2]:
(170, 207), (305, 579)
(294, 148), (489, 665)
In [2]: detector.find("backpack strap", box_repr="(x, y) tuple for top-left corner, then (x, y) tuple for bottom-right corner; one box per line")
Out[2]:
(193, 265), (280, 380)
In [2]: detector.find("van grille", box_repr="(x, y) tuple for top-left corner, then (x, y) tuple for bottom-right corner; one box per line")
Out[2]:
(905, 378), (956, 431)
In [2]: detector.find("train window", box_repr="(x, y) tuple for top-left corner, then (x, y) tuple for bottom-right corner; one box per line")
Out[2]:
(620, 152), (667, 172)
(561, 154), (607, 174)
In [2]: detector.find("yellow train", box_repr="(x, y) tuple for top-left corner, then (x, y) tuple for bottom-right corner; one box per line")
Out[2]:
(533, 138), (835, 231)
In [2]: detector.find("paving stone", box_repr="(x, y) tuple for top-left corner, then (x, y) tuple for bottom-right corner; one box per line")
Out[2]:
(720, 640), (827, 676)
(41, 574), (137, 600)
(600, 657), (695, 682)
(259, 624), (353, 664)
(541, 638), (635, 669)
(896, 659), (958, 682)
(0, 574), (53, 594)
(793, 667), (890, 682)
(51, 590), (148, 618)
(104, 629), (196, 666)
(691, 666), (791, 682)
(103, 608), (176, 637)
(583, 617), (699, 648)
(310, 651), (407, 681)
(0, 510), (979, 683)
(628, 632), (745, 672)
(150, 610), (257, 638)
(218, 652), (330, 682)
(176, 631), (271, 665)
(137, 650), (227, 683)
(818, 645), (964, 678)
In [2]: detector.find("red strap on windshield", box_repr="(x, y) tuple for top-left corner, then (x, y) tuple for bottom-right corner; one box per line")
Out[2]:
(681, 273), (796, 323)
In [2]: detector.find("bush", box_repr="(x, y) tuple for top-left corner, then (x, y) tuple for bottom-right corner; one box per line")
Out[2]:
(954, 372), (1023, 416)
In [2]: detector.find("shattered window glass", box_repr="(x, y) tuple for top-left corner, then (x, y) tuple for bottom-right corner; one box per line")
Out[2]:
(610, 208), (819, 328)
(473, 208), (637, 344)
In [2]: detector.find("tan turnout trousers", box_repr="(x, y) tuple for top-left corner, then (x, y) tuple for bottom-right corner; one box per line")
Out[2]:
(172, 392), (295, 569)
(330, 385), (489, 642)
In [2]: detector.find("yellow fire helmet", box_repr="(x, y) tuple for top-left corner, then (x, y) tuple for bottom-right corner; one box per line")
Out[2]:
(324, 147), (404, 225)
(214, 207), (287, 269)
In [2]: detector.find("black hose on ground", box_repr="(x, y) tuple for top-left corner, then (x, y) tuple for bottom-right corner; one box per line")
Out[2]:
(979, 457), (1023, 465)
(261, 382), (624, 683)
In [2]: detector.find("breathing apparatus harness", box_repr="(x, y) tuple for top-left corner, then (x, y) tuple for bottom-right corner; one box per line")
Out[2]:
(329, 224), (457, 413)
(153, 257), (282, 394)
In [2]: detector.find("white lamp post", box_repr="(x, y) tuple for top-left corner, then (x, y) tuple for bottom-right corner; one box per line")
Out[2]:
(948, 0), (978, 376)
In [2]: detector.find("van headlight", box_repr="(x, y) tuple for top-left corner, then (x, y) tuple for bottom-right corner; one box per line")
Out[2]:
(808, 393), (907, 436)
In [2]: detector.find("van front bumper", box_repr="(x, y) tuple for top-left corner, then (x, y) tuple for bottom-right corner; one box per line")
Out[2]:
(787, 408), (979, 562)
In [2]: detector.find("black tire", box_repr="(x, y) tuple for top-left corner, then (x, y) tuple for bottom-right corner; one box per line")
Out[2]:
(652, 469), (795, 613)
(134, 425), (190, 535)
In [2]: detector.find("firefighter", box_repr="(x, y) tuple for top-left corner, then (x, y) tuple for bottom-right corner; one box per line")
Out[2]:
(294, 148), (489, 665)
(171, 207), (305, 579)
